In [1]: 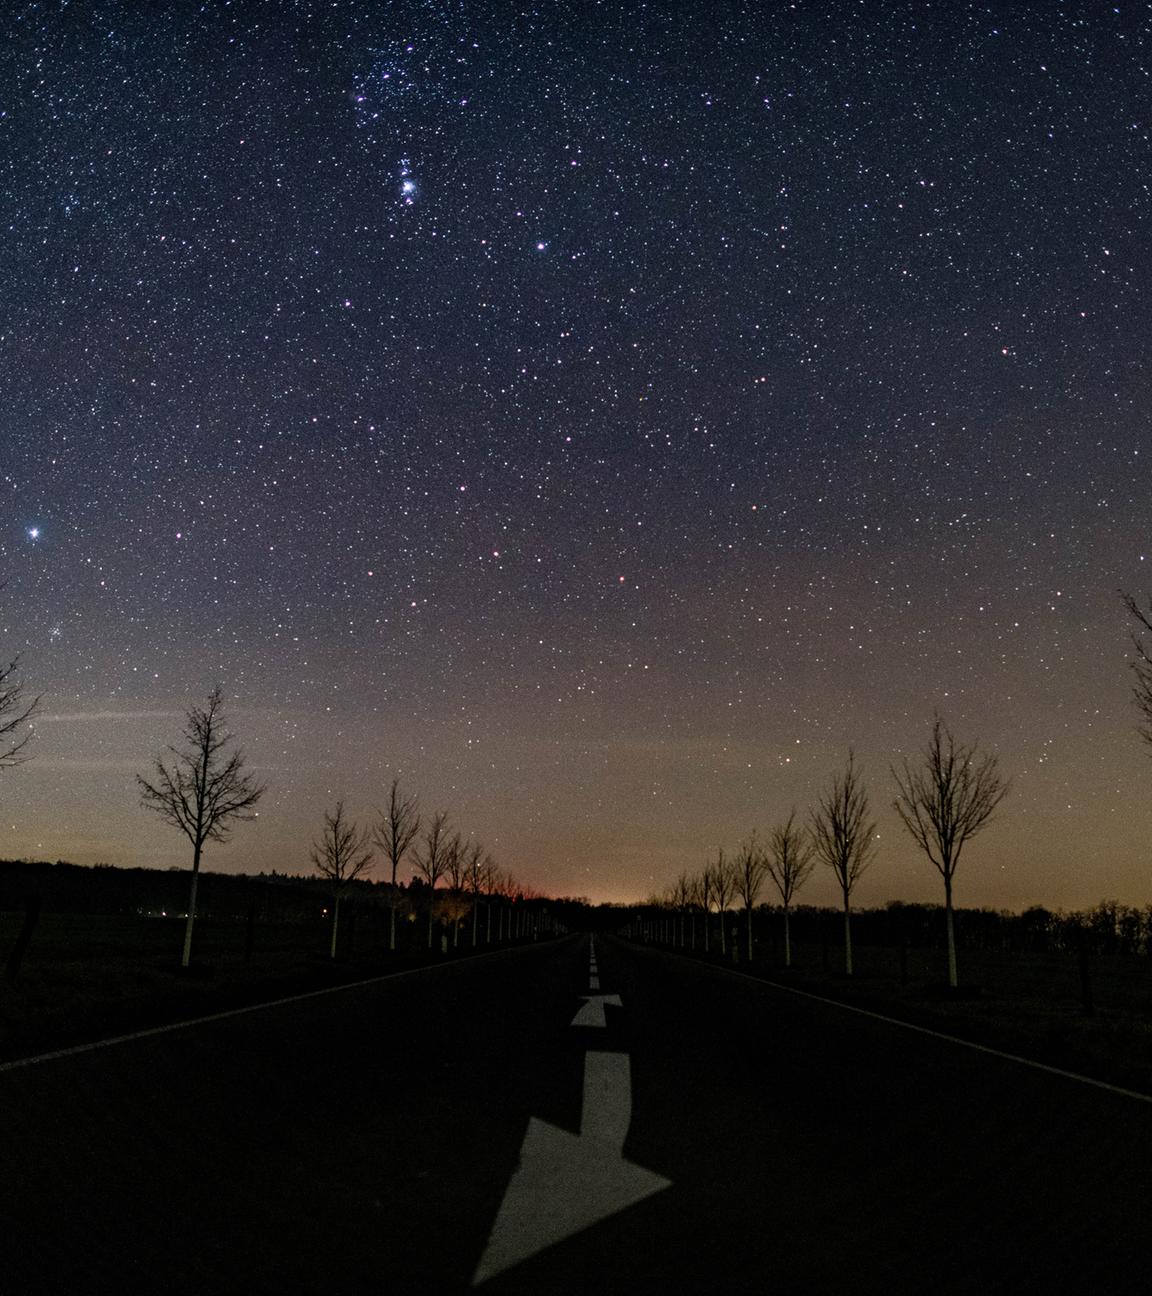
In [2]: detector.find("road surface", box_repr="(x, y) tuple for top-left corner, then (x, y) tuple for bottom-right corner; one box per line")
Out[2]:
(2, 935), (1148, 1293)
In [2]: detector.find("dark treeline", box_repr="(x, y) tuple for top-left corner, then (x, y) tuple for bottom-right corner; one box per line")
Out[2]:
(621, 897), (1152, 961)
(0, 856), (591, 936)
(0, 857), (362, 922)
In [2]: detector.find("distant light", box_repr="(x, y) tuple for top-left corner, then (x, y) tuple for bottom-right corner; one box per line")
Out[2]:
(27, 527), (39, 540)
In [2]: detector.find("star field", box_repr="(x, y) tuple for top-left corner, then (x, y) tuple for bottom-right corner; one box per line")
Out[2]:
(3, 0), (1152, 906)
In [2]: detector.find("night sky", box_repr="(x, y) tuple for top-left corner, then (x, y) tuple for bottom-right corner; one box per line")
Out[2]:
(3, 0), (1151, 909)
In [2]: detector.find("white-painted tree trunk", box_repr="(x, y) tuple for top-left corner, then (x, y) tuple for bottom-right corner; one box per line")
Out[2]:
(842, 900), (853, 976)
(181, 845), (202, 969)
(329, 894), (341, 959)
(945, 877), (958, 988)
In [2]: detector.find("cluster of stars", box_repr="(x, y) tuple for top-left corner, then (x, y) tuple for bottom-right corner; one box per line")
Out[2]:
(0, 1), (1150, 905)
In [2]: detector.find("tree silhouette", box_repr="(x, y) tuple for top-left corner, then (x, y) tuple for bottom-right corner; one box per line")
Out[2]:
(1122, 592), (1152, 751)
(892, 717), (1008, 988)
(443, 832), (471, 946)
(693, 867), (713, 953)
(708, 850), (737, 957)
(412, 810), (451, 950)
(0, 655), (39, 774)
(765, 810), (815, 968)
(138, 688), (264, 968)
(810, 751), (875, 975)
(733, 834), (767, 961)
(462, 840), (485, 946)
(311, 800), (374, 959)
(374, 778), (420, 952)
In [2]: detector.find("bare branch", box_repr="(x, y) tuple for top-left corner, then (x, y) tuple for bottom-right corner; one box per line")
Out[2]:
(374, 777), (421, 887)
(733, 834), (767, 912)
(0, 656), (40, 771)
(311, 800), (375, 890)
(1122, 592), (1152, 751)
(891, 716), (1009, 884)
(810, 750), (876, 902)
(765, 810), (815, 909)
(412, 810), (451, 890)
(137, 687), (265, 852)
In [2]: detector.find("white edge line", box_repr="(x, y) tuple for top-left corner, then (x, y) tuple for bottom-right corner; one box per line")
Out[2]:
(0, 938), (573, 1075)
(630, 941), (1152, 1106)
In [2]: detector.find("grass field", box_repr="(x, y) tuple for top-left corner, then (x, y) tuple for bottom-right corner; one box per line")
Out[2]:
(642, 932), (1152, 1096)
(0, 907), (523, 1064)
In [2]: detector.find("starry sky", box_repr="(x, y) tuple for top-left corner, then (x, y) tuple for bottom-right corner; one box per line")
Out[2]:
(3, 0), (1151, 909)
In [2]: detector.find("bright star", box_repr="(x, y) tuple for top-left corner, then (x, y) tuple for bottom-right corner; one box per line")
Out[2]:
(27, 527), (39, 540)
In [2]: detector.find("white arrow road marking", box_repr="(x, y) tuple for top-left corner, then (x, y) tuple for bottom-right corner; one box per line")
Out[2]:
(471, 1051), (671, 1286)
(570, 994), (622, 1029)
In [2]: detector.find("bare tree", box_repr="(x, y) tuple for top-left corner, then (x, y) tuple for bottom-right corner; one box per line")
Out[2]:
(412, 810), (451, 950)
(765, 810), (815, 968)
(671, 872), (693, 947)
(810, 751), (875, 976)
(0, 655), (39, 773)
(138, 688), (264, 968)
(480, 851), (498, 943)
(892, 717), (1009, 988)
(709, 850), (737, 957)
(1122, 592), (1152, 750)
(694, 867), (713, 953)
(311, 800), (374, 959)
(733, 834), (767, 962)
(443, 833), (470, 947)
(374, 777), (420, 952)
(463, 840), (485, 946)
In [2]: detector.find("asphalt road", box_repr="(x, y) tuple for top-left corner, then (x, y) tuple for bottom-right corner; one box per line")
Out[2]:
(2, 934), (1149, 1294)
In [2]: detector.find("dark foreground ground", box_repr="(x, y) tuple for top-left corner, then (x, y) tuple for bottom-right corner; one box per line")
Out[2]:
(3, 935), (1149, 1294)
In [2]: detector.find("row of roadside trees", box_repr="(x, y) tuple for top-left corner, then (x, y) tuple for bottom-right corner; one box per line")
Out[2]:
(655, 589), (1152, 983)
(138, 689), (546, 967)
(648, 718), (1008, 988)
(0, 671), (544, 970)
(311, 785), (540, 960)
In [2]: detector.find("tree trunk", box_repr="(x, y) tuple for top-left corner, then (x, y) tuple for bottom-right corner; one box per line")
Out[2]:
(944, 875), (958, 988)
(181, 843), (202, 969)
(389, 901), (396, 953)
(783, 905), (792, 968)
(427, 899), (434, 950)
(243, 898), (256, 964)
(842, 895), (853, 976)
(718, 910), (726, 957)
(329, 894), (341, 959)
(472, 901), (479, 948)
(4, 895), (41, 983)
(486, 902), (492, 944)
(746, 907), (754, 962)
